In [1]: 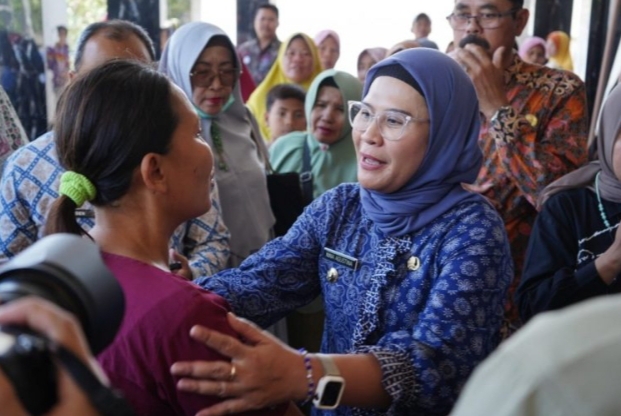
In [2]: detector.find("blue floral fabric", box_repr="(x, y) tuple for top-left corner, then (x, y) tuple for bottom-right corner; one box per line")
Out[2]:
(198, 184), (513, 415)
(0, 132), (230, 275)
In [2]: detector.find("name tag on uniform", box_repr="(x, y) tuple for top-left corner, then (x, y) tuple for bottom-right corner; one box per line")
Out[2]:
(323, 247), (359, 271)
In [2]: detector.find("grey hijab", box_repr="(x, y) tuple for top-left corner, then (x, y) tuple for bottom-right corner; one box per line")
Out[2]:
(160, 22), (274, 266)
(538, 84), (621, 208)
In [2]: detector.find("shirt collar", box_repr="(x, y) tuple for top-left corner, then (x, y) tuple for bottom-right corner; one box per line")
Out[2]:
(503, 52), (522, 85)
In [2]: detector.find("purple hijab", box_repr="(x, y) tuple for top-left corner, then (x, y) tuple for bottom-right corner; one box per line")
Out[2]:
(360, 48), (484, 236)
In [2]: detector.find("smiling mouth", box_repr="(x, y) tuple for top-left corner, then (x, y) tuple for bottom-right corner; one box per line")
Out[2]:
(362, 156), (382, 166)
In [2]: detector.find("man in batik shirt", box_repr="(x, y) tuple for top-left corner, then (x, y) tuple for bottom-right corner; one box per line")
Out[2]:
(448, 0), (588, 333)
(237, 4), (281, 85)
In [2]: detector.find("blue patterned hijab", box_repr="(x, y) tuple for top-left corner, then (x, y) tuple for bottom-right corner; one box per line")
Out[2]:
(360, 48), (484, 236)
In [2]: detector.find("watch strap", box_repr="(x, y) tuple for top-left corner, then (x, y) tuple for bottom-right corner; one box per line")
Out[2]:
(316, 354), (340, 376)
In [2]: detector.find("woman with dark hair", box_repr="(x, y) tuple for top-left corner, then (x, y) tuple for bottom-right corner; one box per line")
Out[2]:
(172, 48), (513, 416)
(46, 59), (289, 416)
(160, 21), (275, 267)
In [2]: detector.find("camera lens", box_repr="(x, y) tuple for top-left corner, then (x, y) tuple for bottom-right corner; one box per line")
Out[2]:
(0, 234), (125, 414)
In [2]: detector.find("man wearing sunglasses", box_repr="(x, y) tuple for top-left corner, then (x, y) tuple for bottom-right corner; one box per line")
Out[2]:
(447, 0), (588, 335)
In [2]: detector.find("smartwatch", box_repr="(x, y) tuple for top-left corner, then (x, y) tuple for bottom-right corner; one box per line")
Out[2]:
(313, 354), (346, 410)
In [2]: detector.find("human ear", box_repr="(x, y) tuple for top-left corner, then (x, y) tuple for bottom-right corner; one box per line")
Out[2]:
(140, 153), (168, 193)
(514, 8), (530, 37)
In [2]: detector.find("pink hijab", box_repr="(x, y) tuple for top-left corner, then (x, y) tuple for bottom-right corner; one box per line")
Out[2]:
(518, 36), (547, 61)
(357, 47), (387, 66)
(314, 30), (340, 47)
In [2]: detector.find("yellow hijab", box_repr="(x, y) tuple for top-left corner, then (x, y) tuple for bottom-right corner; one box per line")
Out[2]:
(547, 31), (573, 72)
(247, 33), (323, 141)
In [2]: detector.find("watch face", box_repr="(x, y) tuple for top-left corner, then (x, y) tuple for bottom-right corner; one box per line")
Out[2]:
(320, 380), (343, 406)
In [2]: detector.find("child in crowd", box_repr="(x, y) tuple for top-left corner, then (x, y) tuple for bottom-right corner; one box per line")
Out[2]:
(264, 83), (307, 142)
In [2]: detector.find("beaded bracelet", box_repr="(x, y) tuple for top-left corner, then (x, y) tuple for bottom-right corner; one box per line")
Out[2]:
(298, 348), (315, 405)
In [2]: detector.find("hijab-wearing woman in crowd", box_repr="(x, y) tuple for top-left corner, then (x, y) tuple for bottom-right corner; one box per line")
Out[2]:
(45, 59), (291, 416)
(170, 48), (513, 416)
(518, 36), (548, 66)
(247, 32), (323, 141)
(269, 69), (362, 200)
(160, 22), (274, 267)
(268, 69), (361, 352)
(356, 47), (387, 83)
(546, 31), (573, 72)
(517, 85), (621, 322)
(314, 29), (341, 70)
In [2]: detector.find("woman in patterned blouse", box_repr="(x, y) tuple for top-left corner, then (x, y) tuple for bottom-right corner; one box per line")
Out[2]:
(172, 48), (513, 416)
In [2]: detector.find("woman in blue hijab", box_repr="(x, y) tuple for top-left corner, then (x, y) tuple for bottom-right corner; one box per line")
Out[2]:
(172, 48), (513, 416)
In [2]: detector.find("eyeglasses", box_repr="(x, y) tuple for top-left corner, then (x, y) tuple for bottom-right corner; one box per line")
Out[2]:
(347, 101), (429, 141)
(189, 67), (237, 87)
(446, 9), (518, 30)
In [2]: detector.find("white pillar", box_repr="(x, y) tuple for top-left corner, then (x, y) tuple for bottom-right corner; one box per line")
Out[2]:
(160, 0), (168, 26)
(571, 0), (592, 80)
(41, 0), (68, 125)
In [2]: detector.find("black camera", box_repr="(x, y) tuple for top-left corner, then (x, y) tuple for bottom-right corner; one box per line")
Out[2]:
(0, 234), (125, 415)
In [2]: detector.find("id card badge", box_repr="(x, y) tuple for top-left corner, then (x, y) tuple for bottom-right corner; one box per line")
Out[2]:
(323, 247), (359, 271)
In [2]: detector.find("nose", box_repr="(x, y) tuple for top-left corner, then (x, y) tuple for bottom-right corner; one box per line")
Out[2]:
(321, 108), (336, 123)
(465, 16), (483, 34)
(360, 117), (382, 145)
(209, 73), (223, 90)
(284, 113), (293, 127)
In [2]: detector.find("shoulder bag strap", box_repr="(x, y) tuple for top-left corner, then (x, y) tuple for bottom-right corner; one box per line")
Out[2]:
(300, 139), (314, 204)
(245, 106), (274, 173)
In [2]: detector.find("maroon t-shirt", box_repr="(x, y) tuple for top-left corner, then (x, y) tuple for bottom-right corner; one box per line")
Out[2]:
(97, 252), (283, 416)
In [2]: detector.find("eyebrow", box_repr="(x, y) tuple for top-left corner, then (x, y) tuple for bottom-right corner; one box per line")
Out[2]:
(361, 102), (414, 117)
(193, 61), (234, 68)
(454, 2), (500, 12)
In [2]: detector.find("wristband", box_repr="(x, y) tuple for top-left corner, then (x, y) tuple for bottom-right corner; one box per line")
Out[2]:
(298, 348), (315, 405)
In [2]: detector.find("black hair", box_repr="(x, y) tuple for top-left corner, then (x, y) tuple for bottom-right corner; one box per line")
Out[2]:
(371, 64), (425, 99)
(266, 83), (306, 110)
(57, 25), (68, 34)
(46, 60), (178, 236)
(458, 34), (492, 51)
(74, 20), (156, 71)
(256, 4), (279, 18)
(414, 13), (431, 23)
(318, 76), (338, 90)
(204, 35), (237, 66)
(509, 0), (524, 8)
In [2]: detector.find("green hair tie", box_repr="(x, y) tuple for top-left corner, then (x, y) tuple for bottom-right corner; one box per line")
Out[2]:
(59, 171), (97, 207)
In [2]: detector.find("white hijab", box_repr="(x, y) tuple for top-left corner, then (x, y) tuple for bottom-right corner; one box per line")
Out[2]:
(160, 22), (274, 266)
